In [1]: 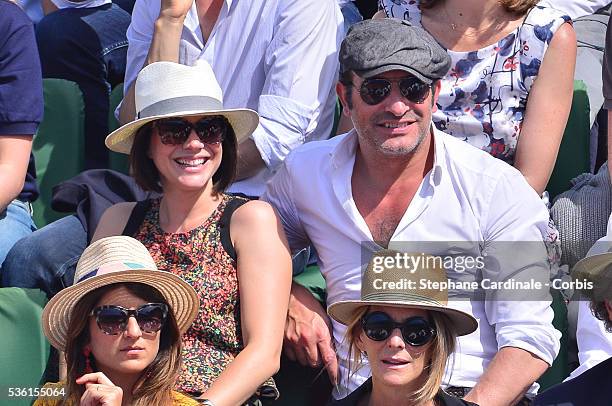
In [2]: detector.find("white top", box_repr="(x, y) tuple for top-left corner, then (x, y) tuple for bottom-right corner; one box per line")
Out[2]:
(125, 0), (343, 196)
(262, 128), (561, 398)
(566, 300), (612, 380)
(538, 0), (610, 19)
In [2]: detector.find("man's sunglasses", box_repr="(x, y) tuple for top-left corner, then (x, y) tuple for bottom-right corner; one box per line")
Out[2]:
(153, 115), (229, 145)
(90, 303), (168, 335)
(357, 77), (432, 106)
(361, 311), (436, 346)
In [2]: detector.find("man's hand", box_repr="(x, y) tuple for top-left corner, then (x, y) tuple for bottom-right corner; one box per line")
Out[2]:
(284, 282), (338, 385)
(77, 372), (123, 406)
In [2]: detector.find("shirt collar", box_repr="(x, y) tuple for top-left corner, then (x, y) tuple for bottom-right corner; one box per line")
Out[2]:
(184, 0), (233, 39)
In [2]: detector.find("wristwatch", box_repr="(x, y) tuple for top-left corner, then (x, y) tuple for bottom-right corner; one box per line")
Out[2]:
(198, 400), (215, 406)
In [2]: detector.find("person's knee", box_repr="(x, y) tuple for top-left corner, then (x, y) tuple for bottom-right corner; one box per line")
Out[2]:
(1, 215), (87, 296)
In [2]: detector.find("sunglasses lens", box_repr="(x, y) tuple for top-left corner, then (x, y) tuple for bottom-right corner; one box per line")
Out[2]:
(399, 78), (431, 104)
(156, 119), (190, 145)
(96, 307), (127, 335)
(93, 303), (168, 335)
(360, 79), (392, 105)
(401, 317), (435, 346)
(362, 312), (435, 346)
(136, 304), (167, 333)
(194, 116), (227, 144)
(362, 312), (393, 341)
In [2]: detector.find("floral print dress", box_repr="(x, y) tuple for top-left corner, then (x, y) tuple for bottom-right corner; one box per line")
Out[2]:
(379, 1), (571, 165)
(132, 194), (247, 395)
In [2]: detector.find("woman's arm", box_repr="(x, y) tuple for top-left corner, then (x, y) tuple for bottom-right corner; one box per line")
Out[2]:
(119, 0), (192, 124)
(91, 202), (137, 242)
(201, 200), (292, 406)
(513, 22), (576, 195)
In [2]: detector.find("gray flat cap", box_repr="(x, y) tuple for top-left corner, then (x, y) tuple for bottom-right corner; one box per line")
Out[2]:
(339, 18), (451, 84)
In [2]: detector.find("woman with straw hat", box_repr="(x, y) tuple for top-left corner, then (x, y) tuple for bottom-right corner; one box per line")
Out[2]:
(34, 236), (200, 406)
(327, 250), (479, 406)
(93, 61), (292, 405)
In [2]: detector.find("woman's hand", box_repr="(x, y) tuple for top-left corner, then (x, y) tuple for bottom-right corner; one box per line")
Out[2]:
(76, 373), (123, 406)
(159, 0), (194, 21)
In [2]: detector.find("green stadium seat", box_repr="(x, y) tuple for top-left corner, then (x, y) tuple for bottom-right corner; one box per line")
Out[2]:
(108, 83), (129, 174)
(0, 288), (50, 405)
(32, 79), (85, 228)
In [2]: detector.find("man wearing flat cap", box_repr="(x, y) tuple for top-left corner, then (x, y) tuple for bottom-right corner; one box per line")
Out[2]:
(263, 19), (560, 405)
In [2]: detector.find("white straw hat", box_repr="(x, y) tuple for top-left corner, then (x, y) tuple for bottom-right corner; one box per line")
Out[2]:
(327, 250), (478, 336)
(42, 236), (200, 351)
(105, 61), (259, 154)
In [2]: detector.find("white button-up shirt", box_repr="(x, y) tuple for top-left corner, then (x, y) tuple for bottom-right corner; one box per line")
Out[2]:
(262, 127), (561, 398)
(125, 0), (343, 196)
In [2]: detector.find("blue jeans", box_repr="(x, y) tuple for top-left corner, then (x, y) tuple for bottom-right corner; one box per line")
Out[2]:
(0, 200), (36, 269)
(1, 215), (86, 298)
(340, 2), (363, 35)
(35, 4), (130, 169)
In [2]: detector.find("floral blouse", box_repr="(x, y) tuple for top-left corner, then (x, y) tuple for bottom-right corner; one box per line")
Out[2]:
(379, 1), (571, 165)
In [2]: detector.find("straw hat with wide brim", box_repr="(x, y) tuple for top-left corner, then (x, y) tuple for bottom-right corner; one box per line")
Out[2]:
(105, 61), (259, 154)
(42, 236), (200, 351)
(327, 250), (478, 337)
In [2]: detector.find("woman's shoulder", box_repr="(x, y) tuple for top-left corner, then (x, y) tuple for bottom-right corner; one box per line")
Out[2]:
(171, 390), (200, 405)
(523, 5), (571, 33)
(229, 196), (278, 225)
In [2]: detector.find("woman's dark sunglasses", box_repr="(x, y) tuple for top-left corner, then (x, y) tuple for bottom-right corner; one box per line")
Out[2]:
(361, 311), (436, 346)
(90, 303), (168, 335)
(153, 115), (228, 145)
(358, 77), (432, 105)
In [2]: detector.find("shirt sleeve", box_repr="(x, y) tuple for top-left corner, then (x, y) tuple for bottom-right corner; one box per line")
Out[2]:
(121, 0), (159, 116)
(481, 169), (561, 366)
(251, 0), (343, 171)
(260, 156), (311, 253)
(0, 4), (43, 135)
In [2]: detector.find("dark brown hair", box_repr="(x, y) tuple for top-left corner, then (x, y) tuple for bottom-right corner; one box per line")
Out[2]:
(419, 0), (538, 15)
(60, 283), (182, 406)
(130, 115), (238, 194)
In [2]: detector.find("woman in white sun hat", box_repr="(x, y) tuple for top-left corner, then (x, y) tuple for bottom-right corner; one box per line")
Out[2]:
(327, 250), (479, 406)
(94, 61), (292, 405)
(34, 236), (200, 406)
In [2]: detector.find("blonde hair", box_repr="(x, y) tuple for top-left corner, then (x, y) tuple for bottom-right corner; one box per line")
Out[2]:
(419, 0), (538, 15)
(60, 283), (182, 406)
(343, 306), (457, 404)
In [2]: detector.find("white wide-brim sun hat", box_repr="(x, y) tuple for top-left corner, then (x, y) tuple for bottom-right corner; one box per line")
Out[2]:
(105, 61), (259, 154)
(42, 236), (200, 352)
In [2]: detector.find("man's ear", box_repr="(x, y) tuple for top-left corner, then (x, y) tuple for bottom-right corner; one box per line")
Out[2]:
(605, 299), (612, 321)
(337, 82), (352, 117)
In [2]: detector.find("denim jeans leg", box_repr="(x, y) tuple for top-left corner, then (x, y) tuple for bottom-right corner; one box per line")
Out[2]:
(340, 2), (363, 35)
(0, 199), (36, 268)
(1, 214), (87, 298)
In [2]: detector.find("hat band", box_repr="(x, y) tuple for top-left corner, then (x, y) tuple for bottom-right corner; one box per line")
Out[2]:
(137, 96), (224, 119)
(76, 261), (151, 284)
(361, 292), (444, 307)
